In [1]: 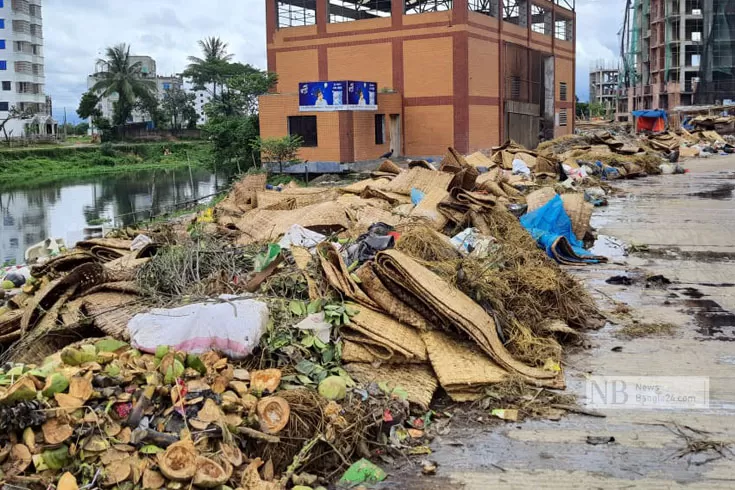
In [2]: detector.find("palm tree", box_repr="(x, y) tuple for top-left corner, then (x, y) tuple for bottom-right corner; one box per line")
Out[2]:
(91, 44), (156, 126)
(184, 37), (234, 97)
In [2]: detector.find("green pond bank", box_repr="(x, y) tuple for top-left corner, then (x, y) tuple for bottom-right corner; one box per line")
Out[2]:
(0, 141), (213, 187)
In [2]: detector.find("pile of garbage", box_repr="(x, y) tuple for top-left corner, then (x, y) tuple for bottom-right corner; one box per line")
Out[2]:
(0, 145), (612, 486)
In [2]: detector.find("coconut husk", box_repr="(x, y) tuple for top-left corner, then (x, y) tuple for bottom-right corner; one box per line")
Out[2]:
(354, 262), (429, 330)
(315, 243), (379, 309)
(374, 250), (564, 388)
(344, 363), (437, 409)
(421, 330), (508, 402)
(377, 160), (402, 175)
(342, 306), (427, 362)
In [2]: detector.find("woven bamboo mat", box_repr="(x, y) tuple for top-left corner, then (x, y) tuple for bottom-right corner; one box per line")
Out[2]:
(422, 330), (508, 402)
(344, 306), (427, 362)
(345, 363), (437, 409)
(384, 168), (453, 196)
(374, 250), (564, 388)
(355, 262), (428, 330)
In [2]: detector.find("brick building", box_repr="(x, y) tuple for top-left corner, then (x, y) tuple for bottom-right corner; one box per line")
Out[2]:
(259, 0), (576, 163)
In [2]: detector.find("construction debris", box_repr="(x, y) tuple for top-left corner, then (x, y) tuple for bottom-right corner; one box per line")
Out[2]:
(1, 133), (706, 485)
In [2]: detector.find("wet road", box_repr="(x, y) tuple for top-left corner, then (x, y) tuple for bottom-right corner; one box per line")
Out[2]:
(381, 156), (735, 489)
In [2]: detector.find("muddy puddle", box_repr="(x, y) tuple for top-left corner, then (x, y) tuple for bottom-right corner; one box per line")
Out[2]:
(682, 298), (735, 340)
(688, 182), (735, 200)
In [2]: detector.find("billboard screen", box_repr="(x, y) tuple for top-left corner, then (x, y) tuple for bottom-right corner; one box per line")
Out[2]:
(347, 81), (378, 111)
(298, 81), (377, 111)
(299, 81), (346, 111)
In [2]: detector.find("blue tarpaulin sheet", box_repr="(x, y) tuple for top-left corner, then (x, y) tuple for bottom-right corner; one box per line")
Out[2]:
(520, 195), (603, 264)
(631, 110), (667, 120)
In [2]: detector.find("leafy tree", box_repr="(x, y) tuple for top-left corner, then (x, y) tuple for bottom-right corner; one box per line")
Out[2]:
(0, 106), (34, 144)
(184, 37), (234, 98)
(161, 86), (197, 130)
(203, 115), (260, 173)
(251, 135), (303, 173)
(77, 91), (102, 120)
(90, 43), (156, 125)
(75, 122), (90, 135)
(134, 97), (165, 129)
(183, 105), (199, 129)
(205, 67), (277, 118)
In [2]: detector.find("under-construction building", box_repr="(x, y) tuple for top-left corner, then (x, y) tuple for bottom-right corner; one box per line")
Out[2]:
(589, 61), (619, 112)
(619, 0), (735, 118)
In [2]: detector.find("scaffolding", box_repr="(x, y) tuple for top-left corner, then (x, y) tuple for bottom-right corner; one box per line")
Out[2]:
(695, 0), (735, 104)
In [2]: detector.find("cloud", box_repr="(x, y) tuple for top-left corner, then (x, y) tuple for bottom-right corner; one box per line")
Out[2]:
(574, 0), (626, 101)
(44, 0), (620, 123)
(43, 0), (266, 122)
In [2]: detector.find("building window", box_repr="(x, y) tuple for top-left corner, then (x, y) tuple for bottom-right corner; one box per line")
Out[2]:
(330, 0), (391, 23)
(560, 82), (567, 101)
(277, 0), (316, 27)
(288, 115), (317, 147)
(1, 81), (8, 91)
(531, 3), (551, 35)
(0, 40), (4, 50)
(555, 17), (573, 41)
(0, 19), (4, 29)
(0, 102), (8, 112)
(503, 0), (528, 26)
(163, 83), (171, 90)
(559, 109), (567, 127)
(0, 61), (6, 70)
(375, 114), (385, 145)
(406, 0), (453, 15)
(469, 0), (498, 17)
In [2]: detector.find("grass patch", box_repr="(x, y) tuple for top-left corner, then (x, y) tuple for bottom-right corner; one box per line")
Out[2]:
(0, 141), (213, 188)
(615, 321), (677, 339)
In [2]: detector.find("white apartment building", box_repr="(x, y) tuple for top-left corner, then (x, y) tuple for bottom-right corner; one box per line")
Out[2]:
(193, 89), (210, 125)
(87, 55), (183, 126)
(0, 0), (56, 138)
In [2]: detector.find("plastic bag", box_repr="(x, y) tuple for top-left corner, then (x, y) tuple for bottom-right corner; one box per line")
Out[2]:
(130, 234), (153, 251)
(278, 224), (326, 250)
(127, 296), (269, 360)
(294, 312), (331, 343)
(512, 159), (531, 177)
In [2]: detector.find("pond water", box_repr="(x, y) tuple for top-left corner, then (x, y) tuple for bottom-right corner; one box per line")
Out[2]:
(0, 166), (229, 266)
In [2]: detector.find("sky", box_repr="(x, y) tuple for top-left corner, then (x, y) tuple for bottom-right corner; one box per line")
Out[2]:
(43, 0), (624, 124)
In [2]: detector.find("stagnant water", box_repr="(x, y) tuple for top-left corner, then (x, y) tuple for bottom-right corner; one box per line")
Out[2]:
(0, 166), (230, 266)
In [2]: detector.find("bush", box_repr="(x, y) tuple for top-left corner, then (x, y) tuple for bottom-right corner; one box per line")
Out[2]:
(92, 155), (117, 166)
(99, 142), (116, 157)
